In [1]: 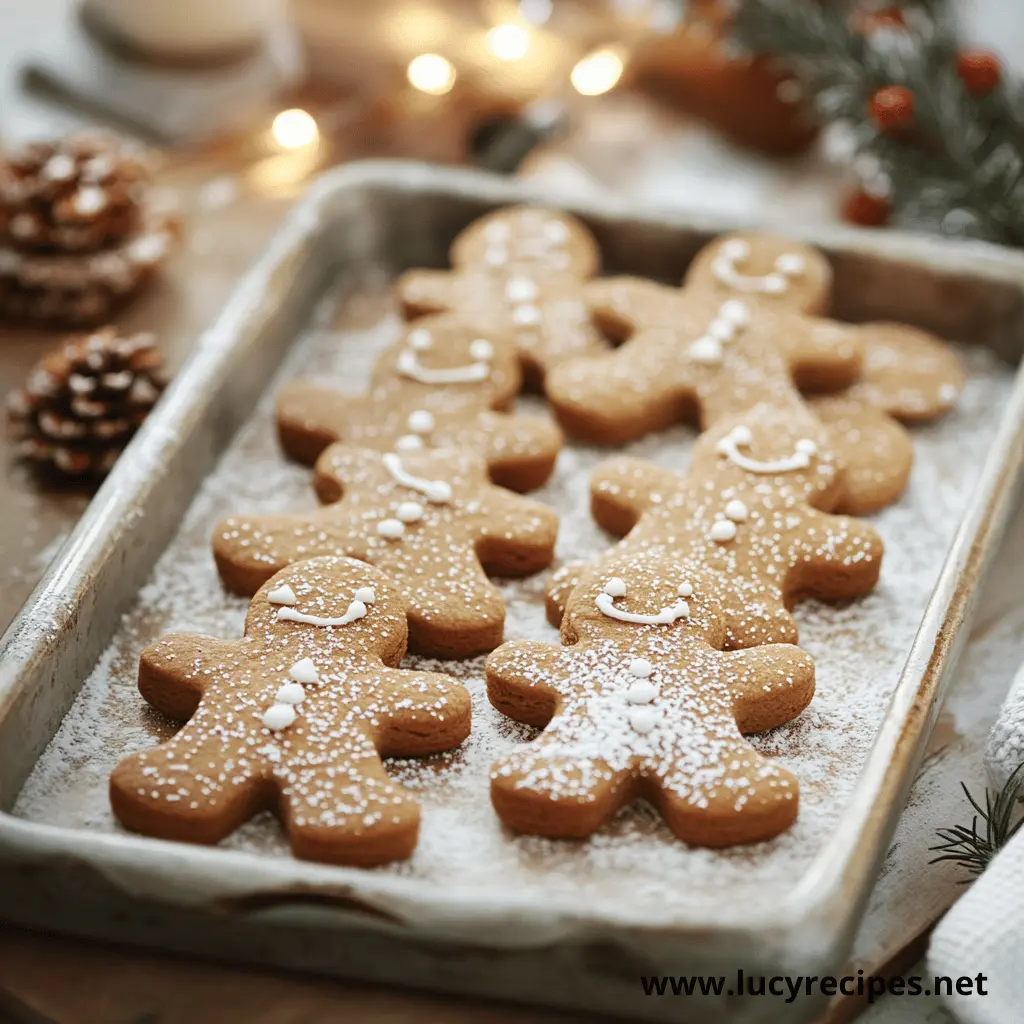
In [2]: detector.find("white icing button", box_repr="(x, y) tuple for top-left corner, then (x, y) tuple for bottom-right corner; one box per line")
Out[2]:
(719, 300), (750, 327)
(267, 584), (297, 606)
(795, 438), (818, 455)
(289, 658), (320, 684)
(677, 582), (693, 598)
(628, 706), (662, 735)
(396, 501), (425, 523)
(725, 499), (749, 522)
(354, 586), (376, 604)
(628, 657), (653, 679)
(625, 680), (658, 705)
(763, 273), (788, 293)
(721, 238), (750, 260)
(395, 434), (424, 452)
(603, 577), (627, 598)
(407, 410), (435, 434)
(408, 329), (432, 351)
(776, 253), (807, 276)
(710, 520), (738, 543)
(377, 518), (405, 539)
(469, 339), (494, 361)
(276, 682), (307, 704)
(689, 337), (722, 365)
(262, 703), (297, 731)
(505, 277), (538, 302)
(709, 318), (735, 343)
(512, 304), (541, 326)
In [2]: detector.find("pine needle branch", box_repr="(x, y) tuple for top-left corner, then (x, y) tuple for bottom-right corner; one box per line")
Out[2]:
(929, 761), (1024, 881)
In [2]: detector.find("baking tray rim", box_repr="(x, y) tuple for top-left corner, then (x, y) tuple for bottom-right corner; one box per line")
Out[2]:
(1, 160), (1023, 951)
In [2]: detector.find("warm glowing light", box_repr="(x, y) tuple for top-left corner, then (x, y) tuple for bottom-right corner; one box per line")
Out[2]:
(407, 53), (457, 95)
(486, 23), (529, 60)
(271, 109), (318, 150)
(570, 48), (624, 96)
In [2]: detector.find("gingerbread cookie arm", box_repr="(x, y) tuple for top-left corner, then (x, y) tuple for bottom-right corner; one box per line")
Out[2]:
(787, 508), (883, 602)
(720, 643), (816, 734)
(846, 323), (963, 422)
(545, 563), (586, 629)
(776, 319), (863, 394)
(395, 269), (457, 318)
(376, 669), (473, 755)
(275, 380), (369, 466)
(584, 277), (680, 340)
(137, 633), (238, 720)
(811, 396), (913, 516)
(486, 639), (574, 726)
(473, 486), (559, 577)
(590, 457), (681, 536)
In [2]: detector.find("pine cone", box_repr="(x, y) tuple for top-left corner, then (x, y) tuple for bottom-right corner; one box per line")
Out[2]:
(0, 133), (153, 254)
(6, 328), (169, 476)
(0, 133), (175, 328)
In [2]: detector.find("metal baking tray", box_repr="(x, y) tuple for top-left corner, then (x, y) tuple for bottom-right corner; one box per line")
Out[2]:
(1, 162), (1023, 1024)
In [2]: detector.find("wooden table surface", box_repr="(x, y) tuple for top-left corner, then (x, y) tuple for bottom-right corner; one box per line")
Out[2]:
(0, 3), (1019, 1024)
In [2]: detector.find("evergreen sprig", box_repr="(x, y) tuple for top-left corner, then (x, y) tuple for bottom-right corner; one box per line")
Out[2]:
(727, 0), (1024, 246)
(929, 761), (1024, 880)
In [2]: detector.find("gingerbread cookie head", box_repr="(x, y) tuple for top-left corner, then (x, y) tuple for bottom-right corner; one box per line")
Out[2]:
(449, 205), (600, 278)
(110, 556), (473, 865)
(684, 232), (832, 315)
(370, 314), (521, 410)
(486, 557), (816, 846)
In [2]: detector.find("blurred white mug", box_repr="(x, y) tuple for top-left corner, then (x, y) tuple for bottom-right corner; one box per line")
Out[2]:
(84, 0), (282, 60)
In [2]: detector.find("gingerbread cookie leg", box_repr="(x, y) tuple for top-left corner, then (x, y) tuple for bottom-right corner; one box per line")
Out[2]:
(111, 558), (471, 865)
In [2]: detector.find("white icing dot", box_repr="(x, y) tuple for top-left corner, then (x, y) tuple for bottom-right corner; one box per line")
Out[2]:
(939, 383), (959, 403)
(289, 658), (319, 684)
(377, 518), (405, 539)
(544, 220), (569, 242)
(763, 274), (788, 293)
(407, 410), (435, 434)
(721, 238), (750, 260)
(628, 657), (652, 679)
(689, 337), (723, 365)
(628, 706), (662, 735)
(710, 520), (738, 543)
(795, 438), (818, 455)
(725, 499), (749, 522)
(395, 434), (424, 452)
(354, 586), (376, 604)
(776, 253), (807, 276)
(732, 425), (753, 445)
(625, 680), (658, 705)
(677, 582), (693, 598)
(603, 577), (627, 598)
(396, 501), (425, 523)
(262, 704), (296, 731)
(470, 339), (494, 361)
(267, 584), (297, 606)
(408, 329), (432, 351)
(512, 304), (541, 326)
(426, 480), (453, 503)
(505, 277), (538, 302)
(719, 300), (750, 327)
(708, 319), (735, 343)
(276, 683), (306, 704)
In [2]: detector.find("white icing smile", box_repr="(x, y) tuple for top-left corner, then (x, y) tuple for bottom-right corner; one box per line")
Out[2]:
(396, 337), (493, 385)
(382, 452), (453, 504)
(711, 238), (806, 295)
(274, 586), (377, 627)
(716, 425), (818, 474)
(595, 578), (691, 626)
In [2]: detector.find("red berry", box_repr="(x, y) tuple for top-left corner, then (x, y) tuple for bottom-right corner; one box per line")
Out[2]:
(842, 189), (891, 228)
(869, 86), (915, 132)
(957, 50), (1001, 97)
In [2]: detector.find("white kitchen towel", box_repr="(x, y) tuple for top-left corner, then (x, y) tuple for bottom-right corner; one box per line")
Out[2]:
(928, 661), (1024, 1024)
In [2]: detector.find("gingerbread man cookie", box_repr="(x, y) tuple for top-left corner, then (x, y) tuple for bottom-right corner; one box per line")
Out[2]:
(489, 558), (815, 846)
(110, 557), (472, 866)
(396, 206), (607, 389)
(277, 314), (562, 492)
(546, 404), (884, 648)
(214, 447), (558, 658)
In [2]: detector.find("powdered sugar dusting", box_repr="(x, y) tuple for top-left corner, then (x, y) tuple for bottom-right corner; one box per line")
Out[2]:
(12, 280), (1018, 922)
